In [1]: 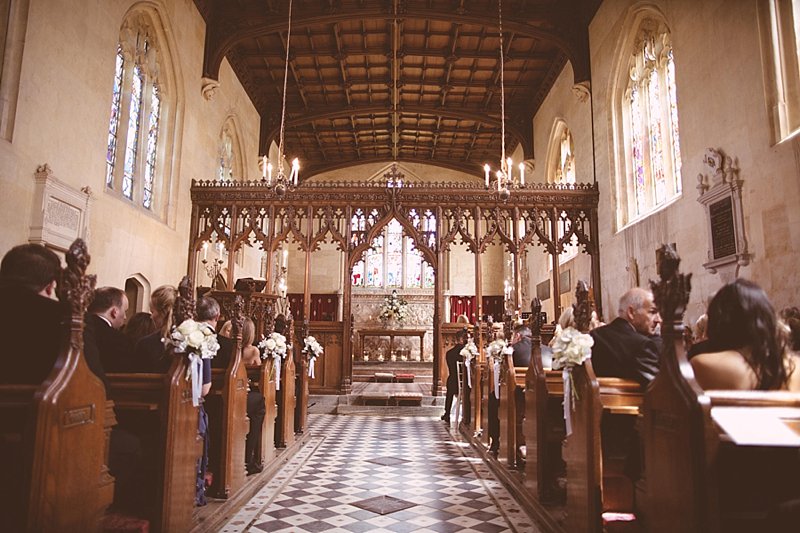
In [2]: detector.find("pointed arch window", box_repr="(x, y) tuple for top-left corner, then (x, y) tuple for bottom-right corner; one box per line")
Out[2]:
(556, 129), (576, 184)
(105, 12), (172, 214)
(618, 18), (683, 227)
(217, 120), (243, 181)
(351, 218), (435, 289)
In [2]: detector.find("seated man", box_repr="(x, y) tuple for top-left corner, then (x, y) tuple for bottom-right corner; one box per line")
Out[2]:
(85, 287), (135, 373)
(590, 287), (661, 387)
(511, 324), (532, 367)
(0, 243), (63, 384)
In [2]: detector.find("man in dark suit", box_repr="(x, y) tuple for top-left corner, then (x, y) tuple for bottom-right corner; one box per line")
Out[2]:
(0, 243), (63, 385)
(590, 287), (662, 387)
(84, 287), (134, 375)
(442, 328), (468, 424)
(511, 324), (532, 367)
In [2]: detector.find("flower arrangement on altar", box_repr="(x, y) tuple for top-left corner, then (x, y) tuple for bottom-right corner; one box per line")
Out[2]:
(379, 290), (408, 324)
(302, 335), (324, 378)
(164, 319), (220, 406)
(550, 326), (594, 434)
(258, 331), (288, 389)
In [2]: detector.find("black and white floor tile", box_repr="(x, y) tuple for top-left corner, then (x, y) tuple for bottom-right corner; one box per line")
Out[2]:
(221, 414), (541, 532)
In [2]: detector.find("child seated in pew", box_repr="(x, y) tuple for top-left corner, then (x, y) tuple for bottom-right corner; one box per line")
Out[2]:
(691, 279), (800, 392)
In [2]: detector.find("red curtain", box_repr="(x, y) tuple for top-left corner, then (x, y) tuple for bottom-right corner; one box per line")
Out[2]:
(449, 296), (476, 322)
(286, 294), (338, 322)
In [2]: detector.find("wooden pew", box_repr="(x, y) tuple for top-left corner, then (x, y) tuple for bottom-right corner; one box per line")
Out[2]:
(524, 351), (566, 503)
(247, 362), (277, 467)
(106, 276), (202, 533)
(206, 296), (248, 499)
(276, 350), (296, 448)
(498, 357), (528, 467)
(293, 318), (310, 435)
(643, 245), (800, 532)
(0, 239), (113, 532)
(564, 360), (644, 533)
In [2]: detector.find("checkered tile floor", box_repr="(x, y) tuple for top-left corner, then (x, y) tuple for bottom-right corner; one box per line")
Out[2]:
(221, 414), (541, 532)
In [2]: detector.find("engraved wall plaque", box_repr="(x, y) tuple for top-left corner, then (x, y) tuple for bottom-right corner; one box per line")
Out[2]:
(696, 148), (750, 277)
(29, 164), (92, 251)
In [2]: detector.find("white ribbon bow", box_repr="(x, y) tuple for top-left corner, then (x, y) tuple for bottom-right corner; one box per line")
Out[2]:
(186, 352), (203, 407)
(309, 356), (316, 378)
(274, 355), (282, 391)
(493, 360), (501, 399)
(563, 368), (573, 436)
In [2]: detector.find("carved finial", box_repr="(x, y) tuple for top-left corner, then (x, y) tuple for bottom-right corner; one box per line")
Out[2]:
(174, 275), (195, 324)
(573, 280), (592, 333)
(530, 297), (543, 337)
(231, 295), (245, 338)
(650, 244), (692, 330)
(35, 163), (53, 179)
(57, 238), (96, 321)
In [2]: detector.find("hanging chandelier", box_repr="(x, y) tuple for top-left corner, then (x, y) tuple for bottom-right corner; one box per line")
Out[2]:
(483, 0), (525, 201)
(260, 0), (299, 198)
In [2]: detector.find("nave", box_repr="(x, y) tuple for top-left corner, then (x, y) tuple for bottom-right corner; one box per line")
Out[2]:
(220, 414), (538, 533)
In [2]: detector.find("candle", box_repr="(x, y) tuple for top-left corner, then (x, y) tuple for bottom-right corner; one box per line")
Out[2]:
(282, 249), (288, 268)
(484, 164), (490, 188)
(292, 158), (299, 186)
(519, 162), (525, 185)
(496, 170), (502, 191)
(202, 241), (208, 260)
(261, 156), (267, 179)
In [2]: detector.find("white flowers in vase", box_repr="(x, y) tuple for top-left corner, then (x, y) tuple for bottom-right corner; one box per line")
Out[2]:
(164, 319), (220, 406)
(379, 290), (408, 324)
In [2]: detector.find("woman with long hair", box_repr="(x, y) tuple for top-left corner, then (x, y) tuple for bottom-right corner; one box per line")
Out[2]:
(691, 279), (800, 391)
(241, 318), (260, 366)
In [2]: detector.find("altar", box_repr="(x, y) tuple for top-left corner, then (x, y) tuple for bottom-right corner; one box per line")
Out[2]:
(357, 328), (426, 362)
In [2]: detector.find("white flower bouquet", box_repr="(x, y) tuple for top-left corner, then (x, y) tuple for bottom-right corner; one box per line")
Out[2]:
(551, 326), (594, 370)
(550, 326), (594, 435)
(486, 339), (509, 363)
(460, 339), (479, 388)
(258, 332), (288, 390)
(303, 335), (323, 379)
(258, 332), (288, 360)
(164, 319), (220, 406)
(379, 291), (408, 323)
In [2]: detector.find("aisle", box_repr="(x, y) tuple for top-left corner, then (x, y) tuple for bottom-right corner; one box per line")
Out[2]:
(220, 415), (540, 532)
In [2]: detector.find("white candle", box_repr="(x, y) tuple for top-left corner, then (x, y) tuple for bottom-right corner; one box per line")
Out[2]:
(261, 156), (267, 179)
(496, 170), (503, 191)
(267, 161), (273, 185)
(292, 158), (300, 186)
(519, 162), (525, 185)
(282, 249), (288, 268)
(484, 164), (490, 188)
(202, 241), (208, 260)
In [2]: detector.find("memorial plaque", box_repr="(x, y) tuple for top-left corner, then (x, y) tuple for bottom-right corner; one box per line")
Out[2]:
(559, 269), (571, 294)
(709, 196), (736, 259)
(536, 280), (550, 301)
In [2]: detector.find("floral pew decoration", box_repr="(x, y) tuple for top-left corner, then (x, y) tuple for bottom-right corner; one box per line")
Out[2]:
(487, 338), (512, 400)
(551, 281), (595, 435)
(165, 318), (220, 406)
(460, 334), (480, 388)
(259, 331), (288, 390)
(303, 336), (324, 378)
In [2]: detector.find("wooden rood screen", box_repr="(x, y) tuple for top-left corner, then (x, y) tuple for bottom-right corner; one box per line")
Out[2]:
(190, 174), (600, 394)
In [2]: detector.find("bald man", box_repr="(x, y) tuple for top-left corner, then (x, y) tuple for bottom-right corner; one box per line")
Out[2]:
(590, 288), (662, 387)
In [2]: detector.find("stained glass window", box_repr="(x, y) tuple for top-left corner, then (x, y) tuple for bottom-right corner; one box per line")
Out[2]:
(557, 129), (576, 184)
(105, 21), (165, 213)
(218, 127), (234, 181)
(143, 84), (160, 209)
(106, 47), (124, 188)
(622, 19), (682, 224)
(352, 217), (435, 290)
